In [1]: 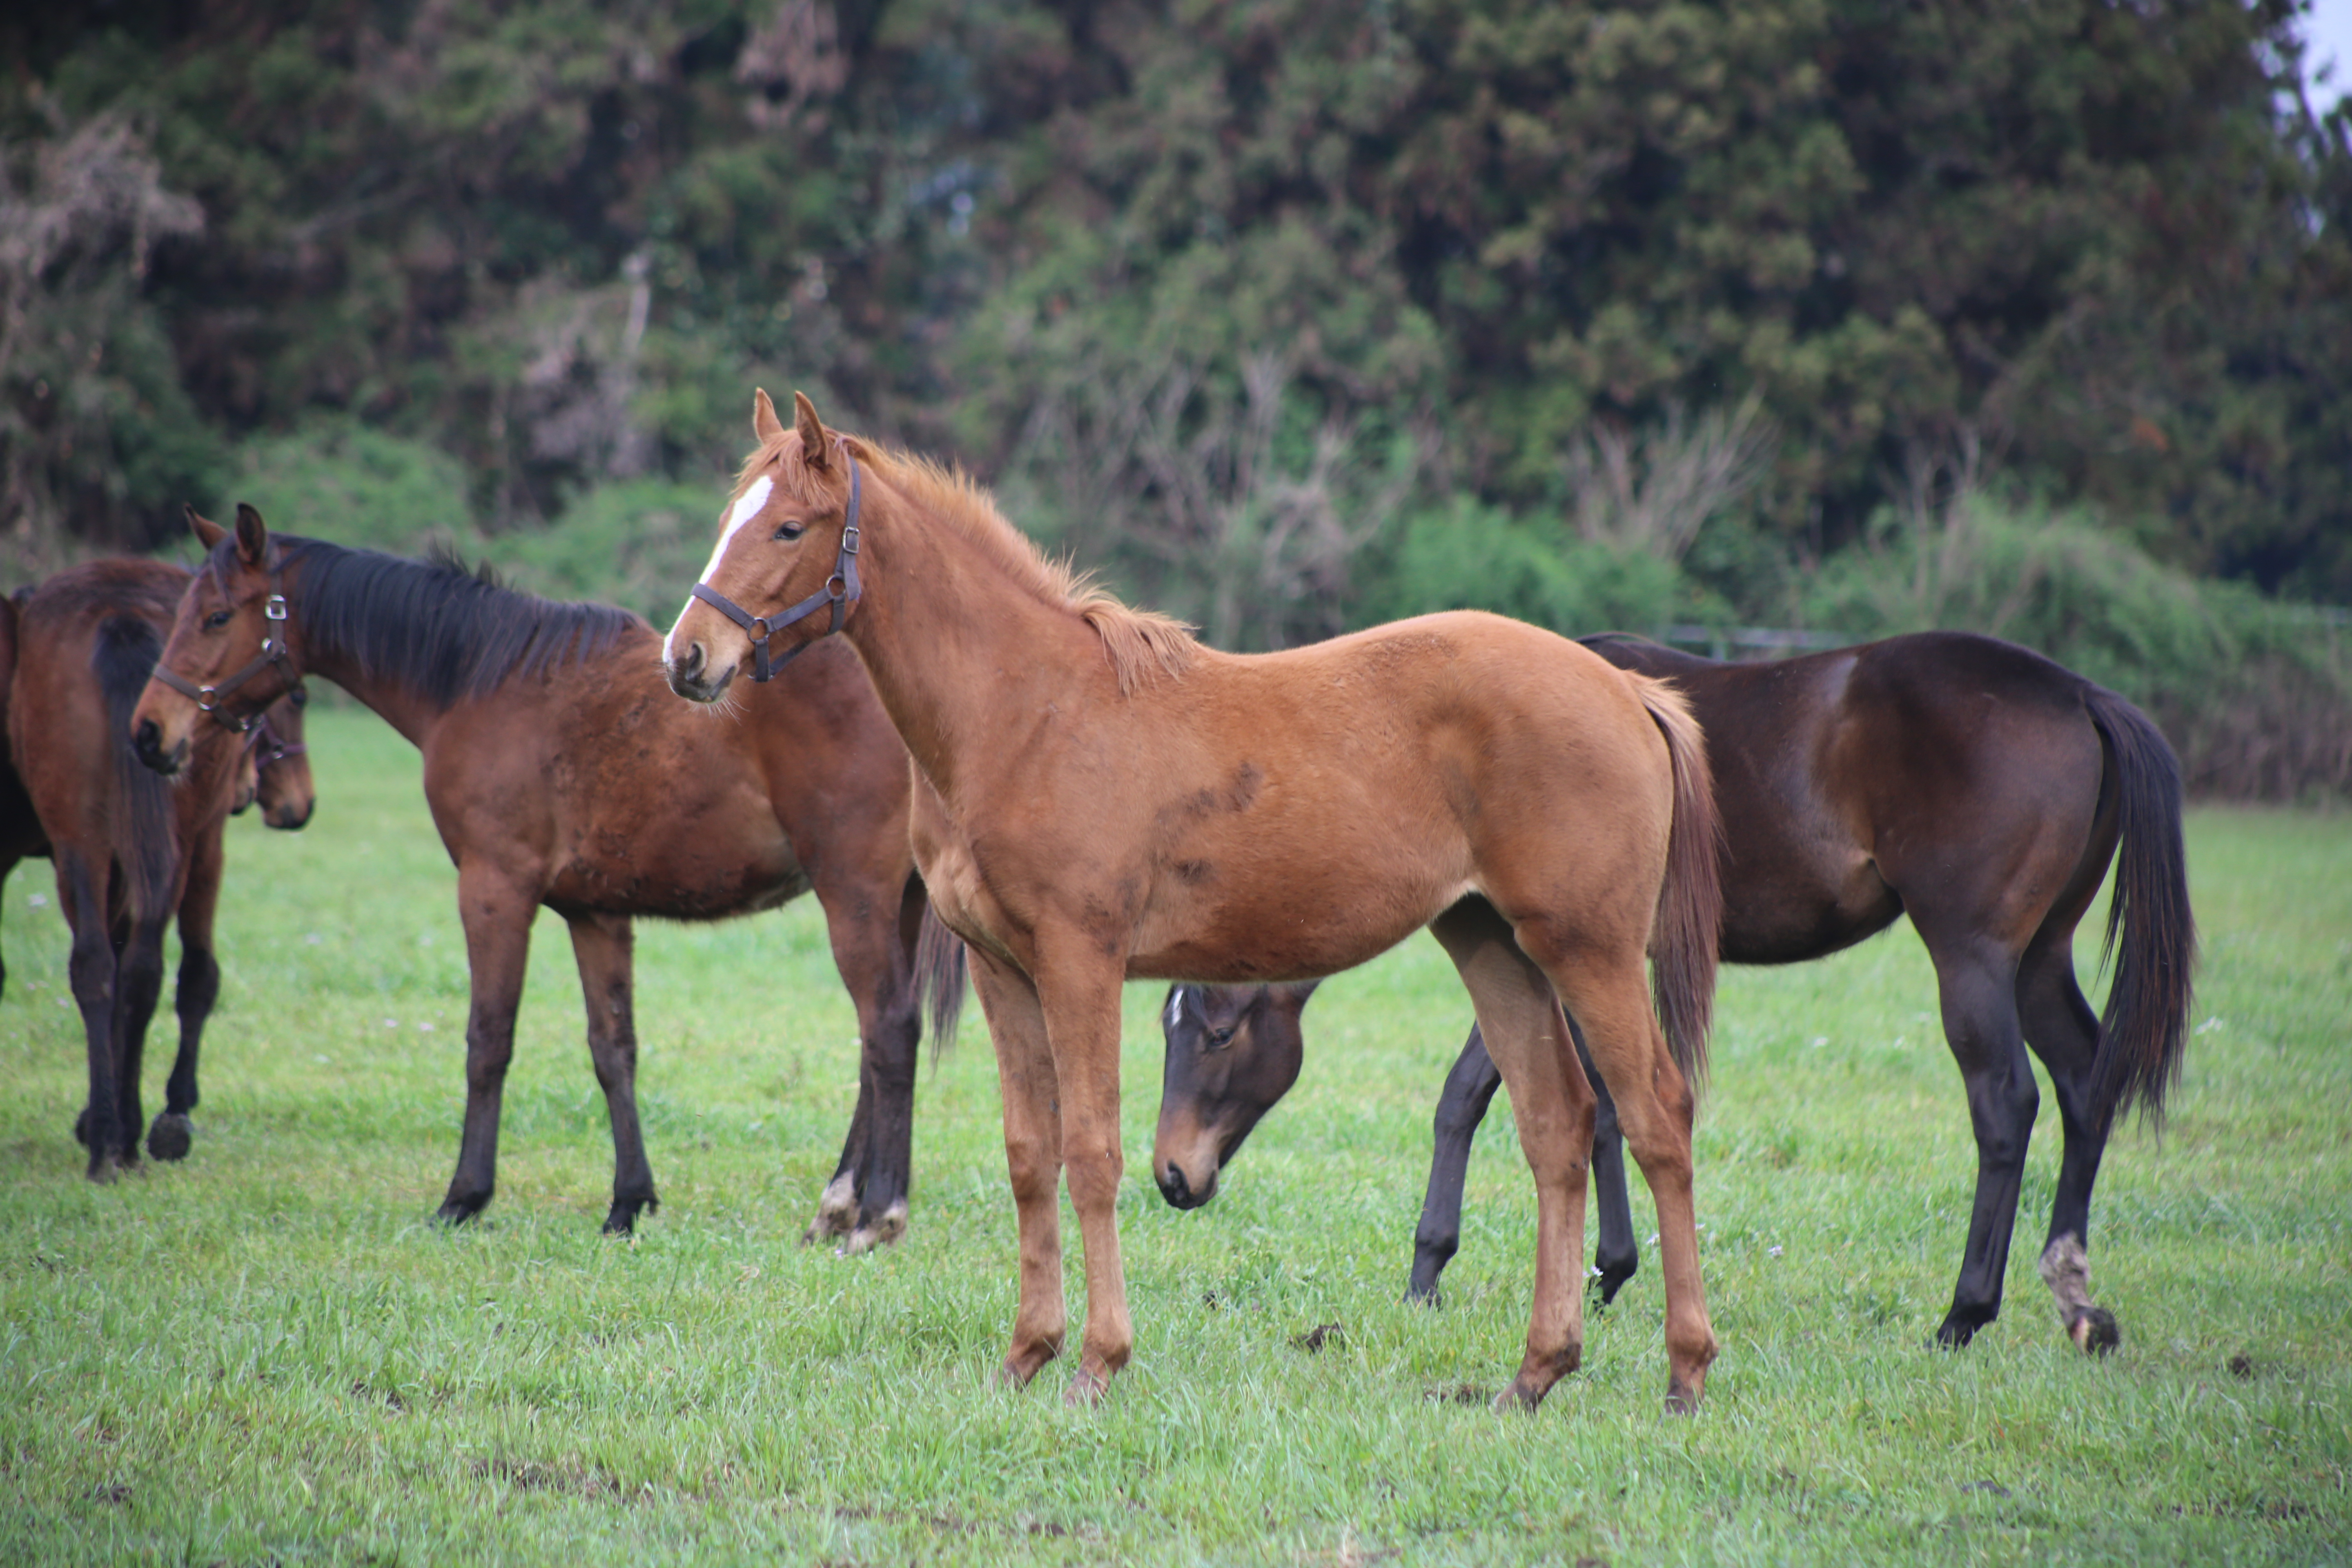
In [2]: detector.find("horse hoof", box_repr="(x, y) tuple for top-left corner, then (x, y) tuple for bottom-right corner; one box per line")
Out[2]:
(1664, 1378), (1702, 1415)
(840, 1200), (909, 1257)
(2069, 1307), (2120, 1356)
(803, 1174), (858, 1245)
(432, 1200), (486, 1227)
(1063, 1368), (1109, 1408)
(147, 1114), (193, 1162)
(1491, 1379), (1544, 1414)
(1403, 1283), (1443, 1310)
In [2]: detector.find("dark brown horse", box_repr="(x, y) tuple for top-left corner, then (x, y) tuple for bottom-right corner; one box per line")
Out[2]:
(665, 392), (1723, 1413)
(131, 506), (962, 1245)
(1154, 631), (2195, 1354)
(8, 558), (315, 1178)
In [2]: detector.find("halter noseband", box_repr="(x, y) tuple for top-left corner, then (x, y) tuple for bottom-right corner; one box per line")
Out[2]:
(152, 576), (298, 734)
(689, 454), (862, 682)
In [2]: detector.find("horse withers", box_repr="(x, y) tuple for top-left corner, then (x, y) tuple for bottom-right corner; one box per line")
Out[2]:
(1153, 630), (2196, 1356)
(665, 391), (1724, 1413)
(8, 556), (314, 1178)
(131, 503), (962, 1246)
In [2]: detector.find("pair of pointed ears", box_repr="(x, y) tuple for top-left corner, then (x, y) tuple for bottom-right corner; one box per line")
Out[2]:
(753, 388), (836, 470)
(185, 502), (270, 566)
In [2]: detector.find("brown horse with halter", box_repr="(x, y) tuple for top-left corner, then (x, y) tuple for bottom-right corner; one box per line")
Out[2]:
(130, 504), (962, 1245)
(665, 391), (1724, 1412)
(8, 555), (314, 1178)
(1153, 631), (2196, 1355)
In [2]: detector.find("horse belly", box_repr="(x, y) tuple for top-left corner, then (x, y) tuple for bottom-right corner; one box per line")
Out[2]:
(546, 822), (808, 921)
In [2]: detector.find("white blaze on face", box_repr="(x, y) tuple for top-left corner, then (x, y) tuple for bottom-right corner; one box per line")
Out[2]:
(1165, 989), (1185, 1031)
(666, 475), (775, 662)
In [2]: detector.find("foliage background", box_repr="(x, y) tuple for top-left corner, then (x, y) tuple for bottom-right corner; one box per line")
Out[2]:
(3, 0), (2350, 791)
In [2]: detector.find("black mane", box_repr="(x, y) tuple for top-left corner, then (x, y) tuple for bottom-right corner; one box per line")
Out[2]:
(276, 538), (645, 708)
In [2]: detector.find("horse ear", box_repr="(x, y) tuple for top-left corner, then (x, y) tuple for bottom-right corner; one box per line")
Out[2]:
(233, 503), (269, 566)
(753, 388), (784, 444)
(186, 504), (229, 549)
(793, 390), (829, 470)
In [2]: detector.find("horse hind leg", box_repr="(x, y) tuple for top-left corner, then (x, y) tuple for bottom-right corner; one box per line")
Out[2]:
(109, 910), (172, 1170)
(2017, 935), (2121, 1354)
(59, 853), (124, 1180)
(1920, 932), (2039, 1349)
(1532, 927), (1717, 1412)
(810, 873), (927, 1256)
(567, 913), (658, 1234)
(1567, 1012), (1640, 1305)
(1428, 899), (1598, 1412)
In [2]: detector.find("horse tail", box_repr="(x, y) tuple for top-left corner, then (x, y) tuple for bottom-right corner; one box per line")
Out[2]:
(915, 900), (969, 1067)
(2082, 684), (2196, 1129)
(1626, 672), (1724, 1096)
(94, 613), (178, 924)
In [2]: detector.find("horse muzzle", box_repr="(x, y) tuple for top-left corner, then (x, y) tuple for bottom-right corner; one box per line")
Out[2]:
(1154, 1156), (1218, 1211)
(132, 718), (186, 778)
(664, 641), (735, 705)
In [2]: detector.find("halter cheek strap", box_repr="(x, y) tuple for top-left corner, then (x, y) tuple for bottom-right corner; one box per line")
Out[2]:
(690, 454), (862, 683)
(151, 581), (297, 733)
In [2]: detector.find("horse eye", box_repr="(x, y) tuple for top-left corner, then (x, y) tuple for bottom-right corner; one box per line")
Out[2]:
(289, 687), (309, 709)
(772, 519), (805, 542)
(204, 608), (233, 630)
(1208, 1026), (1236, 1049)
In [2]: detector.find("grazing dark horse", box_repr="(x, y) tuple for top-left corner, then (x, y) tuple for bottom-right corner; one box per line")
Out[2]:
(1154, 631), (2195, 1354)
(665, 391), (1723, 1412)
(132, 505), (963, 1245)
(7, 558), (315, 1178)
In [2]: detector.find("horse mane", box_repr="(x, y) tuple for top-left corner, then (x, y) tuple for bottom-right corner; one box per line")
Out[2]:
(271, 538), (644, 709)
(734, 428), (1199, 696)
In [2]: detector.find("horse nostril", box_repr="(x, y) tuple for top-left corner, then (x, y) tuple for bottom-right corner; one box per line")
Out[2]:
(134, 719), (158, 755)
(1156, 1163), (1194, 1209)
(681, 642), (705, 678)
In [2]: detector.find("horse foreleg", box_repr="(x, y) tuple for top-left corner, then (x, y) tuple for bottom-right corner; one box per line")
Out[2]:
(2018, 937), (2120, 1354)
(968, 946), (1067, 1389)
(1407, 1025), (1501, 1307)
(1432, 900), (1597, 1413)
(807, 871), (923, 1255)
(438, 869), (533, 1224)
(1033, 944), (1132, 1405)
(566, 913), (657, 1234)
(152, 826), (225, 1162)
(1569, 1013), (1640, 1305)
(1923, 938), (2037, 1349)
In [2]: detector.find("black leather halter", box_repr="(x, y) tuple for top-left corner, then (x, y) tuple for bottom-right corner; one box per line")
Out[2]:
(688, 454), (862, 683)
(245, 709), (307, 772)
(152, 582), (297, 733)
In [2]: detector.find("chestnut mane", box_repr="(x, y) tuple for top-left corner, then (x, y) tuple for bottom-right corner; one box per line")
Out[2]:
(728, 429), (1199, 696)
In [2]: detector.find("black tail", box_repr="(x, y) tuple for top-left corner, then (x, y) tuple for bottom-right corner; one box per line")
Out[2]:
(2084, 684), (2197, 1128)
(915, 902), (968, 1067)
(94, 615), (178, 923)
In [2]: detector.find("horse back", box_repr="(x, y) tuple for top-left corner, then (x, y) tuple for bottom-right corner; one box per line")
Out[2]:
(1582, 631), (2113, 964)
(423, 626), (903, 920)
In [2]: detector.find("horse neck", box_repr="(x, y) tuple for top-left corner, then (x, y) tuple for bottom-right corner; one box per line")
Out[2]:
(842, 493), (1113, 803)
(279, 556), (442, 749)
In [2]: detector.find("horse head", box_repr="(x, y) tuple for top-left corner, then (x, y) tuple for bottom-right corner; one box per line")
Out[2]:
(132, 504), (302, 776)
(1150, 981), (1318, 1210)
(664, 389), (863, 702)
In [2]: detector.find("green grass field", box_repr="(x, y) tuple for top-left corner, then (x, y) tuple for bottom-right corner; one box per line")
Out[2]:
(1, 706), (2345, 1566)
